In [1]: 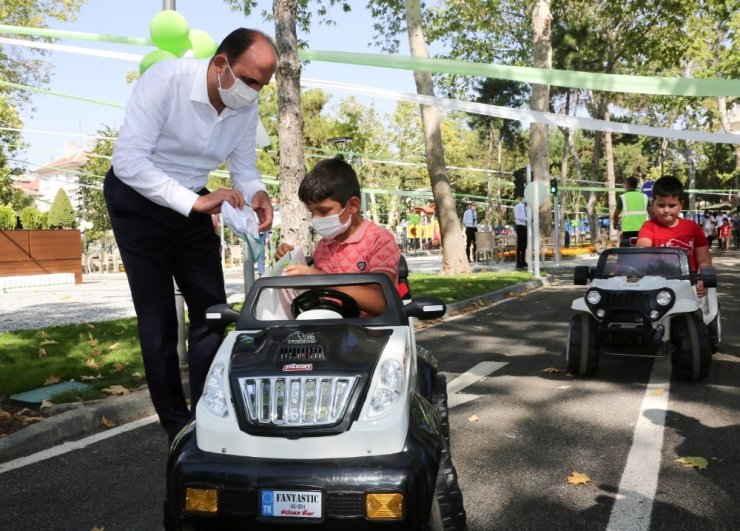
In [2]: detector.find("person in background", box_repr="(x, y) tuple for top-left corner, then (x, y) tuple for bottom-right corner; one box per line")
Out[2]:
(613, 176), (650, 247)
(718, 218), (732, 251)
(637, 176), (711, 297)
(275, 157), (400, 315)
(514, 194), (528, 270)
(103, 28), (277, 444)
(462, 201), (477, 262)
(700, 210), (717, 251)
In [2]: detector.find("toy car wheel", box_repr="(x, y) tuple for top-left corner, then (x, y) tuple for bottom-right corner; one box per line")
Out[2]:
(431, 374), (450, 447)
(566, 313), (598, 377)
(670, 313), (711, 381)
(708, 301), (722, 354)
(428, 446), (467, 531)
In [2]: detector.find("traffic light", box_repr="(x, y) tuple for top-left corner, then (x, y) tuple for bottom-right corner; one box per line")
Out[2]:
(550, 177), (558, 196)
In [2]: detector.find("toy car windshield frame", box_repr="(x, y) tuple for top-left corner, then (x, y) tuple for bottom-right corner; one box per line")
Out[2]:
(237, 272), (409, 329)
(594, 247), (691, 280)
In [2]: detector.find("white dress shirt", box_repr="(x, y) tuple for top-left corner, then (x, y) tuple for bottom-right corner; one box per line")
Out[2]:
(514, 201), (528, 226)
(463, 207), (476, 228)
(112, 58), (266, 217)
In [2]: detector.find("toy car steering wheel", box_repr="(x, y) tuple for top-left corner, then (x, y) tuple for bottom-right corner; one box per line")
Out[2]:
(616, 266), (641, 277)
(291, 288), (361, 318)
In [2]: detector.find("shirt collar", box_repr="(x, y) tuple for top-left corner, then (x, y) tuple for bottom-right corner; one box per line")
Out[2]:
(191, 59), (212, 105)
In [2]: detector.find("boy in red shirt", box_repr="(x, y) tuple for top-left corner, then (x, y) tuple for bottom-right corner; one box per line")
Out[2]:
(718, 218), (732, 251)
(276, 157), (400, 315)
(637, 175), (712, 297)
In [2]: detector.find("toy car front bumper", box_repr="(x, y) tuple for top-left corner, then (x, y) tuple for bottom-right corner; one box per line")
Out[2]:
(165, 427), (439, 530)
(595, 321), (665, 353)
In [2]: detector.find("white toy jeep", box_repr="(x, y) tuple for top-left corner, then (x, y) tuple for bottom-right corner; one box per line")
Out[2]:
(164, 272), (467, 530)
(567, 247), (720, 381)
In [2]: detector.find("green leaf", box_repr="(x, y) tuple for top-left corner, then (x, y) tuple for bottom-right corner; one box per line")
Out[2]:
(675, 456), (708, 470)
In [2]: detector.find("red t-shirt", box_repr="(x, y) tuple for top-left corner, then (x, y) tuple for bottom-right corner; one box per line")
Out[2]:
(313, 220), (400, 283)
(719, 223), (731, 238)
(638, 217), (708, 270)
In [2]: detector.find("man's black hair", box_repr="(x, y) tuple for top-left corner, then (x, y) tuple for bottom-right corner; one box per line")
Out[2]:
(299, 158), (361, 206)
(625, 176), (638, 189)
(216, 28), (277, 63)
(652, 175), (684, 200)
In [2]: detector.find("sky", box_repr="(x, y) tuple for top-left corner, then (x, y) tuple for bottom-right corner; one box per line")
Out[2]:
(14, 0), (417, 167)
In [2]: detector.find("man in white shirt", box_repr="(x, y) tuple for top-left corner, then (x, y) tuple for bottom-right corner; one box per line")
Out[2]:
(462, 202), (477, 262)
(103, 28), (277, 443)
(514, 195), (528, 269)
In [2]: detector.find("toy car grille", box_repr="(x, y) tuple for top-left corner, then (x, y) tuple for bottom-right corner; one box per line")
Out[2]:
(603, 291), (651, 310)
(278, 345), (325, 360)
(237, 375), (359, 427)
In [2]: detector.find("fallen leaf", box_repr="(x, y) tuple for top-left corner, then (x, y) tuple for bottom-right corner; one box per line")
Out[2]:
(101, 416), (116, 428)
(468, 414), (479, 422)
(81, 373), (103, 380)
(108, 343), (119, 351)
(86, 358), (101, 370)
(131, 372), (143, 378)
(0, 409), (10, 421)
(39, 339), (58, 346)
(38, 348), (47, 358)
(113, 362), (125, 371)
(38, 331), (48, 338)
(102, 385), (129, 396)
(651, 388), (665, 396)
(88, 333), (99, 347)
(22, 416), (45, 424)
(44, 375), (61, 386)
(565, 372), (576, 378)
(86, 324), (95, 329)
(557, 385), (572, 390)
(40, 399), (54, 409)
(114, 329), (124, 335)
(91, 347), (103, 356)
(542, 367), (562, 374)
(675, 456), (708, 470)
(566, 471), (591, 485)
(92, 527), (105, 531)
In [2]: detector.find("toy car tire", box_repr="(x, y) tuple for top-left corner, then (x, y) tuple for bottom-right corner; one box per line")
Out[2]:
(428, 446), (467, 531)
(431, 373), (450, 447)
(566, 313), (599, 377)
(670, 313), (711, 381)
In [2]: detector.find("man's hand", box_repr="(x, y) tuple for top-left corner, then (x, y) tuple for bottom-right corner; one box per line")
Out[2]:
(192, 188), (244, 214)
(275, 242), (294, 260)
(252, 190), (273, 232)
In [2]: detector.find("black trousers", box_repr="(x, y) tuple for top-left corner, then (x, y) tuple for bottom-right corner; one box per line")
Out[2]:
(515, 224), (528, 267)
(465, 226), (477, 260)
(103, 169), (226, 436)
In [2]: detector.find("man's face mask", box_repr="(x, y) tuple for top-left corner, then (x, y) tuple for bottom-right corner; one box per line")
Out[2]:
(311, 204), (352, 241)
(217, 60), (259, 110)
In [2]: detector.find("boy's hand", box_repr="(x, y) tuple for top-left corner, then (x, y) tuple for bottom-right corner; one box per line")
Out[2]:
(695, 279), (707, 298)
(275, 243), (294, 260)
(283, 264), (321, 276)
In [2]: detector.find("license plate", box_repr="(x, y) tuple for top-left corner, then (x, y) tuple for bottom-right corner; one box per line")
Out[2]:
(260, 489), (322, 519)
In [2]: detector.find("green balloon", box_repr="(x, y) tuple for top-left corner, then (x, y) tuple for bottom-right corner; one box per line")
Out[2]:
(139, 49), (177, 74)
(188, 29), (217, 58)
(149, 10), (190, 55)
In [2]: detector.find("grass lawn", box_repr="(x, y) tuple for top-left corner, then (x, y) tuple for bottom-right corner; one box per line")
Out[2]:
(0, 270), (532, 404)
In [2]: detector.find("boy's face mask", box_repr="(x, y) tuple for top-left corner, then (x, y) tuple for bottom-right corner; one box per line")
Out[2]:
(311, 204), (351, 240)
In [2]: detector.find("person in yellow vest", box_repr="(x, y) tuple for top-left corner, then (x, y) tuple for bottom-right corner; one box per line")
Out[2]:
(613, 176), (650, 247)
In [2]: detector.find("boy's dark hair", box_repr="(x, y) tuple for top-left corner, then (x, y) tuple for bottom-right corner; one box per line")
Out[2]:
(651, 175), (684, 200)
(625, 176), (638, 189)
(216, 28), (277, 63)
(298, 158), (361, 206)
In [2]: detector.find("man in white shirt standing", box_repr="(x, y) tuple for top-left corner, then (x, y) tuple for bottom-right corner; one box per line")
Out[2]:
(514, 195), (528, 269)
(462, 201), (477, 262)
(103, 28), (277, 443)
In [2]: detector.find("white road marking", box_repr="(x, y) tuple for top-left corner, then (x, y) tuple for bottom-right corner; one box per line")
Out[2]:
(0, 414), (159, 475)
(607, 360), (671, 531)
(448, 361), (508, 408)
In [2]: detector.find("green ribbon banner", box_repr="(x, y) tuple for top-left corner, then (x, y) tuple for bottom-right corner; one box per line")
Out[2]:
(1, 24), (737, 97)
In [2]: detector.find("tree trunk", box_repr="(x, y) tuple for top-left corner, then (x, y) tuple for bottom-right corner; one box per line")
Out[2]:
(405, 0), (469, 274)
(586, 94), (609, 244)
(604, 111), (616, 242)
(681, 141), (697, 213)
(717, 96), (740, 205)
(273, 0), (310, 253)
(530, 0), (552, 237)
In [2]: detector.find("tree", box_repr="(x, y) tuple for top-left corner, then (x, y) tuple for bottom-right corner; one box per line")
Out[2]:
(0, 0), (87, 213)
(47, 188), (76, 229)
(76, 126), (116, 243)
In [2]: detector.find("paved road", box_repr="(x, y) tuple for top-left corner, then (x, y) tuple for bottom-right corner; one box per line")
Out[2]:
(0, 253), (737, 530)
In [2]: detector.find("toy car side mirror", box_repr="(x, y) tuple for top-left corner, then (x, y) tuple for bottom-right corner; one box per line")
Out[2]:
(205, 303), (240, 327)
(698, 267), (717, 288)
(403, 297), (446, 320)
(574, 265), (593, 285)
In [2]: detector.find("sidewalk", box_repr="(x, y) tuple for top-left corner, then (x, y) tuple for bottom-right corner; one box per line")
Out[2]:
(0, 253), (579, 463)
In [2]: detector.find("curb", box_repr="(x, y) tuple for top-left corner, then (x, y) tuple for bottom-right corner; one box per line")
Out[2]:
(0, 277), (555, 464)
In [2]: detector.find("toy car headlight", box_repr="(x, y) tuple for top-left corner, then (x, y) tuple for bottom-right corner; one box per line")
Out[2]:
(203, 362), (229, 417)
(586, 290), (601, 305)
(371, 360), (404, 414)
(656, 290), (672, 306)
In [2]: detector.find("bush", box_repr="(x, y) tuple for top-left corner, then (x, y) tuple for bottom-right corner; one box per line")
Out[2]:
(0, 204), (16, 230)
(19, 206), (47, 229)
(47, 189), (76, 229)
